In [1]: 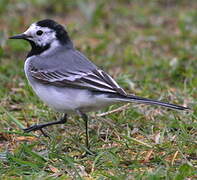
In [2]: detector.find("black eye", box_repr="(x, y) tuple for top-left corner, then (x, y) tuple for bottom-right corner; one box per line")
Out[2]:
(36, 30), (43, 36)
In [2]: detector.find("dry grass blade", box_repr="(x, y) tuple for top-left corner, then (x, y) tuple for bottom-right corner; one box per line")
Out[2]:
(171, 151), (179, 166)
(96, 103), (130, 117)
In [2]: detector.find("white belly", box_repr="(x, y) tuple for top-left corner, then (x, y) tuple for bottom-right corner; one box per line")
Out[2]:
(31, 83), (115, 113)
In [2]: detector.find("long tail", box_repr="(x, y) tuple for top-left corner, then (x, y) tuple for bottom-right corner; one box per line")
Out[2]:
(115, 94), (189, 110)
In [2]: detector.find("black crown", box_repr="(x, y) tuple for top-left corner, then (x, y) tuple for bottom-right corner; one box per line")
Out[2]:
(37, 19), (71, 45)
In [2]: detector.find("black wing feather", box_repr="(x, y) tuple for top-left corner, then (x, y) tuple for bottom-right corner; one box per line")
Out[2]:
(31, 68), (127, 95)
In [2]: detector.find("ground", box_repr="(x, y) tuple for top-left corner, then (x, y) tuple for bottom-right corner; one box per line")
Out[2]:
(0, 0), (196, 179)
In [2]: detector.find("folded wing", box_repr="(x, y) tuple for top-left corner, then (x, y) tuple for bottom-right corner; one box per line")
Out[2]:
(31, 67), (127, 96)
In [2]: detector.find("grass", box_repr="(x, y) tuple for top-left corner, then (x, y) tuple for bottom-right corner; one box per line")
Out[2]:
(0, 0), (196, 179)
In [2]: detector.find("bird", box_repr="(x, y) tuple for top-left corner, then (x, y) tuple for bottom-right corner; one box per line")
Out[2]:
(10, 19), (189, 151)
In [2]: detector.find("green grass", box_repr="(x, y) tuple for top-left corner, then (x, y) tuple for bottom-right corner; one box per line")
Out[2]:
(0, 0), (196, 179)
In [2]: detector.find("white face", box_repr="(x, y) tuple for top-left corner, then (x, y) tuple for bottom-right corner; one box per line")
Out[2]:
(23, 23), (57, 47)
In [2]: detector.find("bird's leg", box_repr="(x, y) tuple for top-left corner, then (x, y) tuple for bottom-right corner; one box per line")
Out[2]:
(76, 110), (90, 150)
(23, 113), (67, 137)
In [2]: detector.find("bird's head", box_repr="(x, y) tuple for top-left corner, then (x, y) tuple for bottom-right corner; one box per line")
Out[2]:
(10, 19), (73, 56)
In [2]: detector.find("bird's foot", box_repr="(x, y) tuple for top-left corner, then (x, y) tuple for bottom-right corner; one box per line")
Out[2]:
(23, 124), (50, 138)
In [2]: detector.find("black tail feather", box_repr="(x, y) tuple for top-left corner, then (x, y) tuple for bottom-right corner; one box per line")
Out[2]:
(114, 94), (189, 110)
(127, 95), (189, 110)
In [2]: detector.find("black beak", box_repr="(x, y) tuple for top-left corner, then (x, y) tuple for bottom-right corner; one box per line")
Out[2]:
(9, 33), (29, 40)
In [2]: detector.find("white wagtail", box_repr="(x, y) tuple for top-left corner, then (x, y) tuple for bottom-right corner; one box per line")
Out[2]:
(10, 19), (188, 149)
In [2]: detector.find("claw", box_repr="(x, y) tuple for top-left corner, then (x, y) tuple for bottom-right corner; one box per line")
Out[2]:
(39, 129), (50, 138)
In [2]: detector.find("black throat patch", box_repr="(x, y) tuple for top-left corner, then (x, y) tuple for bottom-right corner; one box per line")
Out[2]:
(27, 40), (50, 58)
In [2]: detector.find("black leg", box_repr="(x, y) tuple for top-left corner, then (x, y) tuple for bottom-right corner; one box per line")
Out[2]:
(23, 113), (67, 137)
(76, 110), (90, 150)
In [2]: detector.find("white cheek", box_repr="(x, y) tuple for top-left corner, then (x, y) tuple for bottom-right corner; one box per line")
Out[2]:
(36, 36), (49, 46)
(37, 33), (56, 46)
